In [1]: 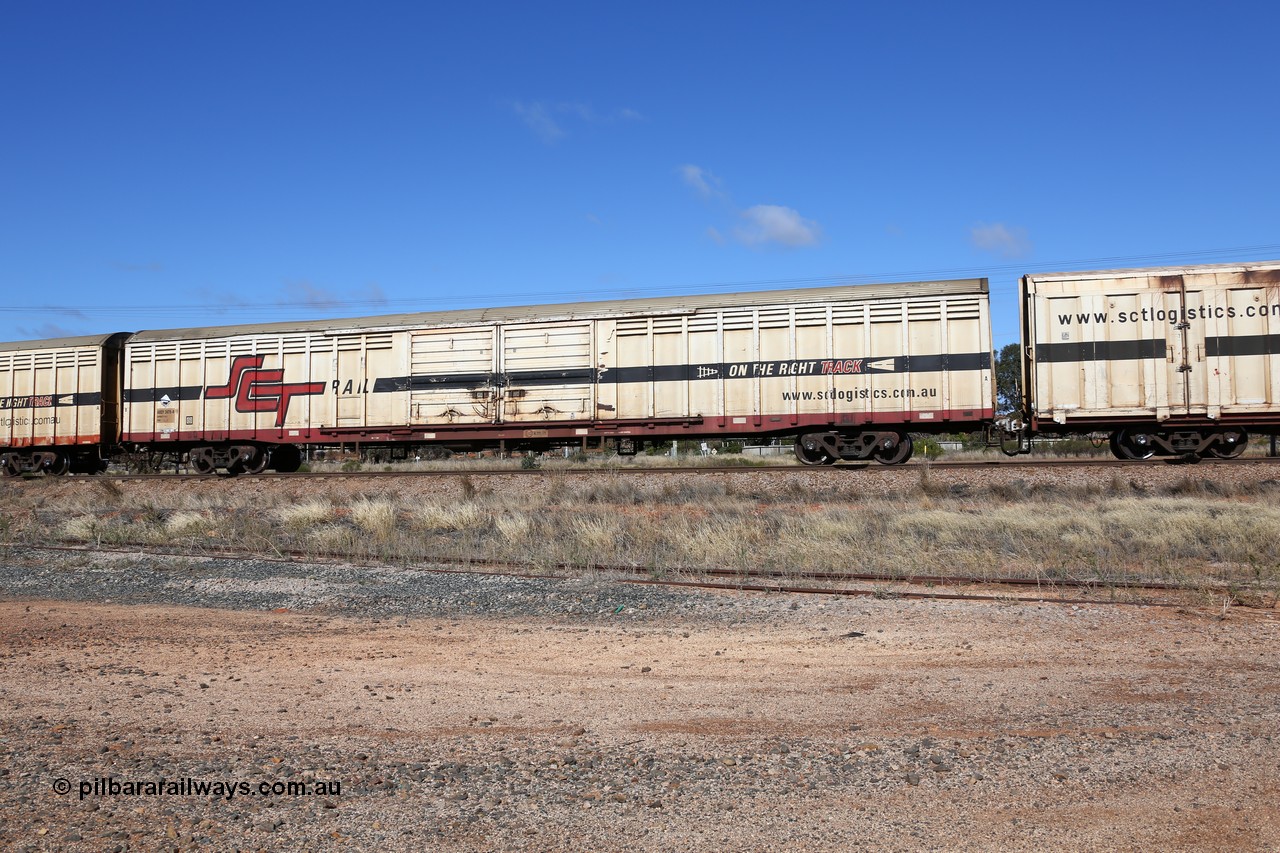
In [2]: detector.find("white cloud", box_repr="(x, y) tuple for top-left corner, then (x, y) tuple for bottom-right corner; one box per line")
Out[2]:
(733, 205), (821, 248)
(679, 164), (723, 200)
(678, 167), (821, 249)
(971, 222), (1032, 258)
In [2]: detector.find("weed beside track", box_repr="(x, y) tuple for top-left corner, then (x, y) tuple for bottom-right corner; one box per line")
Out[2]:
(4, 464), (1279, 610)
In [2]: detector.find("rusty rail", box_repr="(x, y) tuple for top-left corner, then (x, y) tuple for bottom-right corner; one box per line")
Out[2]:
(5, 541), (1272, 610)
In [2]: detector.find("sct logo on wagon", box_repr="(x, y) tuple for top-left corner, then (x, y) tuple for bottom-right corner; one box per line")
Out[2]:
(205, 355), (326, 427)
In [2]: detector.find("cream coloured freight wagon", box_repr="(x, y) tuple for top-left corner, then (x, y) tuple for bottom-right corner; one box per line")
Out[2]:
(0, 333), (126, 475)
(119, 279), (995, 471)
(1019, 260), (1280, 459)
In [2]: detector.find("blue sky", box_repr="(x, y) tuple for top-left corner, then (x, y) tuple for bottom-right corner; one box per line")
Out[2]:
(3, 1), (1278, 347)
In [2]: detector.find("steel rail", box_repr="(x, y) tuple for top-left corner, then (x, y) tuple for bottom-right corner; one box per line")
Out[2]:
(5, 541), (1270, 609)
(5, 455), (1280, 481)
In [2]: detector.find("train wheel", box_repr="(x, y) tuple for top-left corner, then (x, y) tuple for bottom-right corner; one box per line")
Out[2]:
(188, 450), (217, 475)
(1109, 430), (1154, 460)
(270, 444), (303, 473)
(46, 453), (71, 476)
(3, 455), (22, 477)
(794, 436), (835, 466)
(243, 446), (272, 475)
(1205, 430), (1247, 459)
(873, 433), (913, 465)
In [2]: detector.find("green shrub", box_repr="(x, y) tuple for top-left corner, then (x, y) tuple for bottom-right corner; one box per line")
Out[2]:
(915, 436), (944, 460)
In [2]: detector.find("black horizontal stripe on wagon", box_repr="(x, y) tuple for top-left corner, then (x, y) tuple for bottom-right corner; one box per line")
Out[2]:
(1037, 339), (1167, 363)
(373, 368), (597, 394)
(123, 386), (205, 403)
(1204, 333), (1280, 358)
(0, 391), (102, 409)
(603, 352), (989, 384)
(374, 352), (991, 393)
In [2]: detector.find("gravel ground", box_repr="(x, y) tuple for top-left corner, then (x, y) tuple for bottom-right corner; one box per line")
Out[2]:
(1, 550), (1278, 851)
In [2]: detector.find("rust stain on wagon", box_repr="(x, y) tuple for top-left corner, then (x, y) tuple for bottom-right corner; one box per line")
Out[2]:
(1243, 268), (1280, 285)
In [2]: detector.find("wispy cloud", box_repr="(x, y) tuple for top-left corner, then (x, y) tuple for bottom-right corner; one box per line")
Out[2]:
(111, 261), (164, 273)
(361, 283), (388, 306)
(734, 205), (821, 248)
(679, 164), (724, 201)
(512, 102), (566, 144)
(971, 222), (1032, 258)
(282, 281), (388, 310)
(511, 101), (643, 143)
(284, 280), (341, 310)
(18, 322), (77, 339)
(680, 165), (821, 250)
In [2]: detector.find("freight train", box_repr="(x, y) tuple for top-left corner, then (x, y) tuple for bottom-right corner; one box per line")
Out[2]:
(2, 259), (1278, 475)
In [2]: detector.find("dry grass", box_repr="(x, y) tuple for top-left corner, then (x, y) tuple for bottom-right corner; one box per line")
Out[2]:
(350, 497), (397, 538)
(5, 471), (1280, 600)
(274, 499), (334, 530)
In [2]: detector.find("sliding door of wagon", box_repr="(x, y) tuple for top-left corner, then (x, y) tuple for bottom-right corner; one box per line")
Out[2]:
(500, 322), (594, 423)
(408, 327), (498, 425)
(1205, 284), (1280, 418)
(1029, 282), (1199, 424)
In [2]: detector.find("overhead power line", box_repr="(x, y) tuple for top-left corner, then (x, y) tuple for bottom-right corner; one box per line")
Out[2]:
(3, 243), (1279, 319)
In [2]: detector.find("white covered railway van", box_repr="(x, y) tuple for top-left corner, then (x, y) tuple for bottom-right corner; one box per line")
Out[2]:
(0, 333), (125, 475)
(121, 279), (995, 471)
(1019, 260), (1280, 459)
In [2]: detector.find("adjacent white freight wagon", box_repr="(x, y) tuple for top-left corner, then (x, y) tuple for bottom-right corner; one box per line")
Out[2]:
(1019, 260), (1280, 459)
(0, 333), (126, 475)
(121, 279), (995, 471)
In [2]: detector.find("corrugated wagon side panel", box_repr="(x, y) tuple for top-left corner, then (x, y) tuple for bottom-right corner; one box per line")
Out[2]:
(353, 332), (407, 431)
(759, 312), (794, 426)
(125, 332), (343, 442)
(0, 350), (14, 448)
(501, 322), (594, 423)
(613, 322), (653, 421)
(409, 326), (498, 426)
(0, 343), (106, 449)
(940, 295), (993, 420)
(686, 318), (720, 419)
(793, 312), (832, 422)
(1024, 261), (1280, 429)
(1191, 269), (1280, 420)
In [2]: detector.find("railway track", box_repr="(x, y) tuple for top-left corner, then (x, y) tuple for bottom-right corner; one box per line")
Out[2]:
(6, 454), (1280, 481)
(7, 542), (1273, 611)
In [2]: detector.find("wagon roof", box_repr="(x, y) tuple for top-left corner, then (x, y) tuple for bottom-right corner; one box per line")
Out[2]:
(129, 277), (989, 342)
(0, 332), (126, 353)
(1023, 259), (1280, 283)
